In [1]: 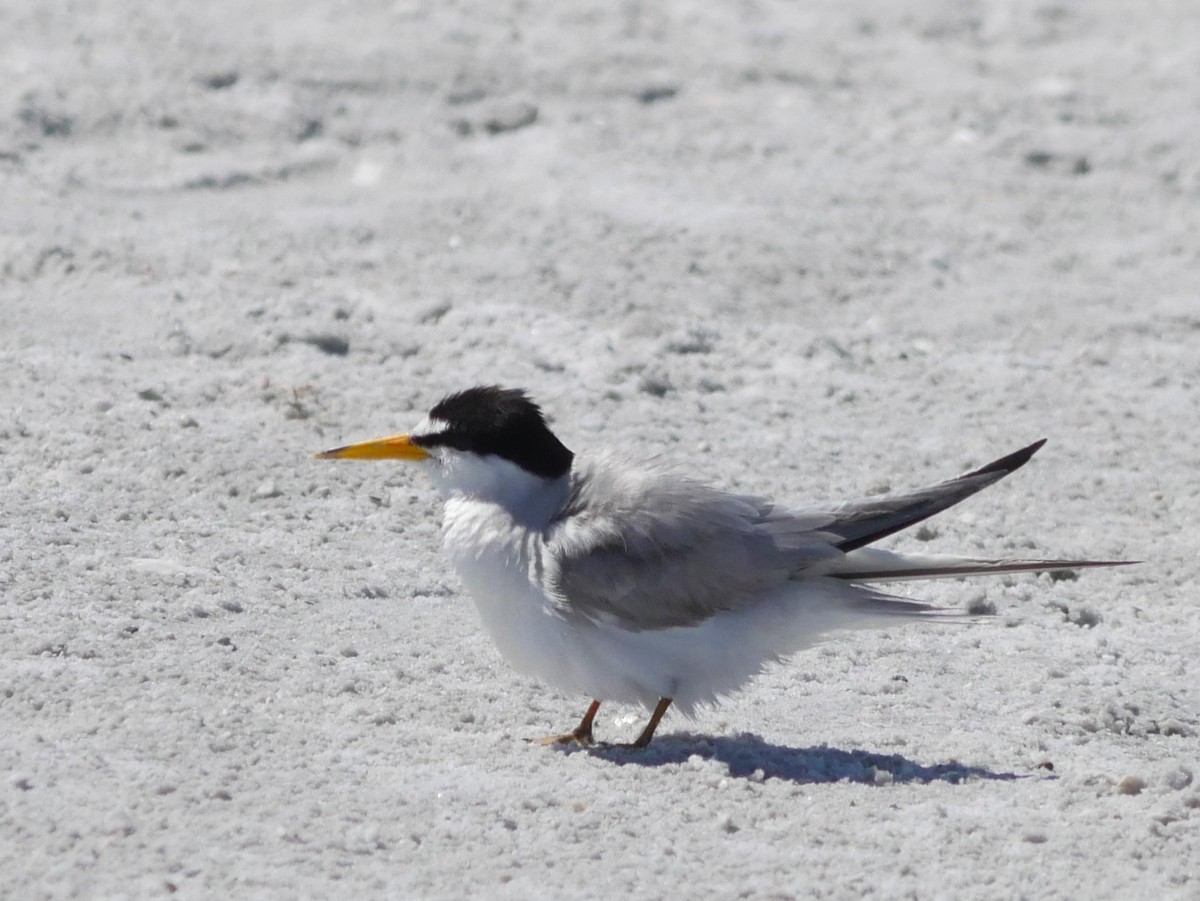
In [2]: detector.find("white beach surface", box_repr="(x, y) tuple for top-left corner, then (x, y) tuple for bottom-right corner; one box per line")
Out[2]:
(1, 1), (1197, 897)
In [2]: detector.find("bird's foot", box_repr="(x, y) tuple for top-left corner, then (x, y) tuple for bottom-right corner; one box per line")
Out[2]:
(532, 726), (594, 747)
(529, 700), (601, 748)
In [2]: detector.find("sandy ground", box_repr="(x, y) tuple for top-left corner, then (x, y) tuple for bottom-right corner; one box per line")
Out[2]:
(2, 1), (1198, 897)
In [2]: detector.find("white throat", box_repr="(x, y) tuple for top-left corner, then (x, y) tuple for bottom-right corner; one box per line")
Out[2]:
(425, 450), (569, 528)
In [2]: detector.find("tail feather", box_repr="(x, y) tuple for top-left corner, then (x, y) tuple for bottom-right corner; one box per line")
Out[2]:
(792, 440), (1136, 609)
(825, 548), (1137, 583)
(846, 587), (976, 622)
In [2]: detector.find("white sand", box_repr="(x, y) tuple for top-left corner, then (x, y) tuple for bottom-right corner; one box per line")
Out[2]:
(2, 1), (1197, 897)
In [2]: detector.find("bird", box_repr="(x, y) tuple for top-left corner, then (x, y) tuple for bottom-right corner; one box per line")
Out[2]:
(316, 385), (1129, 749)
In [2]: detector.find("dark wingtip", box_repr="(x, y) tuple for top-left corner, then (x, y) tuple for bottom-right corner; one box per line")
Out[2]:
(966, 438), (1047, 479)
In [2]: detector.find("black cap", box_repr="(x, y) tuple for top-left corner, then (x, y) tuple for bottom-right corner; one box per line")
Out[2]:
(414, 386), (574, 479)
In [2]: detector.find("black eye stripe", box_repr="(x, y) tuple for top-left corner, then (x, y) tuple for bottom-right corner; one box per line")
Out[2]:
(413, 431), (472, 452)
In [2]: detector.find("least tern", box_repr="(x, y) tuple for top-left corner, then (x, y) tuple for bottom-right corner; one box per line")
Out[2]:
(318, 386), (1126, 748)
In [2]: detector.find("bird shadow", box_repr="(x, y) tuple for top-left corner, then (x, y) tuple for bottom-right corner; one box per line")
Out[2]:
(574, 732), (1031, 785)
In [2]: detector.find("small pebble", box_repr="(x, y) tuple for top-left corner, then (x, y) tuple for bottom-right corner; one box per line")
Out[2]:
(484, 103), (538, 134)
(303, 334), (349, 356)
(638, 373), (673, 397)
(1164, 767), (1193, 791)
(252, 480), (282, 500)
(636, 85), (679, 104)
(1117, 775), (1146, 796)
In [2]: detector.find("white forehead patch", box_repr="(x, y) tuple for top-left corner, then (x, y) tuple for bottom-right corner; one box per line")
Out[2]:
(410, 414), (447, 440)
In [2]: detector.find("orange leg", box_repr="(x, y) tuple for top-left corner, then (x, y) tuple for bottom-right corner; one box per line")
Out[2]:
(623, 697), (672, 749)
(538, 699), (601, 746)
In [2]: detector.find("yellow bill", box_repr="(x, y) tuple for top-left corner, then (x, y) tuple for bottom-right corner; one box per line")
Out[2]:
(315, 433), (430, 461)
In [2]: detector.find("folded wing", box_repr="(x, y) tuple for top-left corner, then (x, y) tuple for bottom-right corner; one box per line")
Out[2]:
(544, 442), (1131, 632)
(803, 439), (1047, 553)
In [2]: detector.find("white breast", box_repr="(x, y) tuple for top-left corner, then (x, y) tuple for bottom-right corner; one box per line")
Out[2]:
(440, 497), (585, 689)
(440, 495), (687, 709)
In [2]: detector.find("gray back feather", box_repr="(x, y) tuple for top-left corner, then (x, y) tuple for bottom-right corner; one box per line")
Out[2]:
(544, 453), (839, 630)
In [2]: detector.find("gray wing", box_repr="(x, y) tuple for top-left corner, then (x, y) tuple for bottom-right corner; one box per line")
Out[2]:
(542, 455), (840, 630)
(542, 441), (1081, 631)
